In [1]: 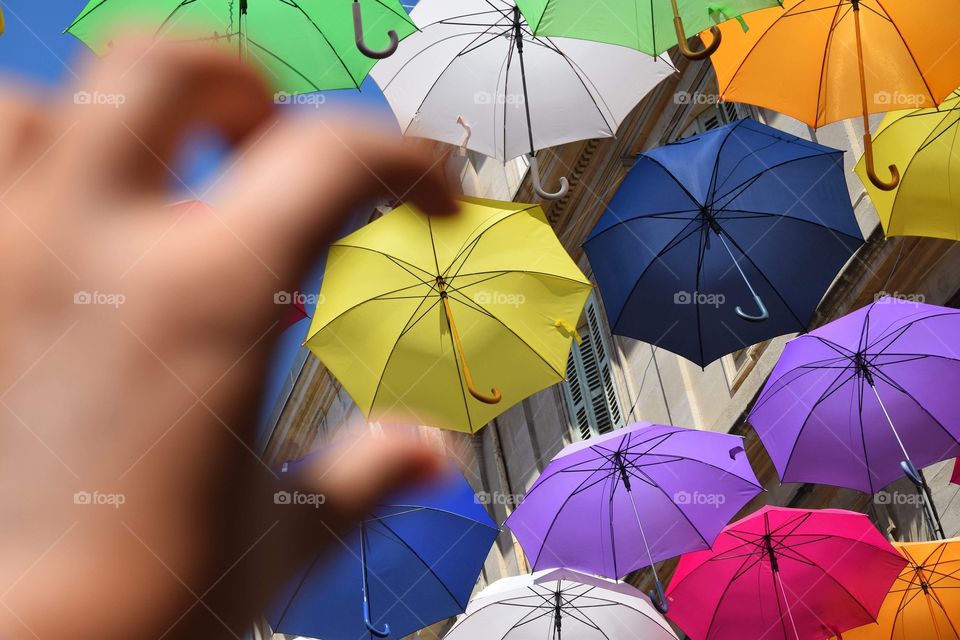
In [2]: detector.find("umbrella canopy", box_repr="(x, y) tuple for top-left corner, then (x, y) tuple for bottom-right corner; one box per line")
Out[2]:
(854, 89), (960, 241)
(446, 568), (678, 640)
(707, 0), (960, 191)
(837, 538), (960, 640)
(268, 462), (498, 639)
(305, 197), (592, 433)
(67, 0), (416, 94)
(370, 0), (674, 198)
(515, 0), (780, 57)
(583, 118), (863, 367)
(504, 422), (762, 609)
(749, 298), (960, 496)
(666, 506), (908, 640)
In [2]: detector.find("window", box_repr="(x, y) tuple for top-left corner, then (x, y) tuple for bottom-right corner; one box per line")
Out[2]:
(562, 296), (625, 440)
(679, 101), (753, 139)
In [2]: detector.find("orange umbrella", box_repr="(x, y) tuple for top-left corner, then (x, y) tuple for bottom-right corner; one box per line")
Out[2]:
(707, 0), (960, 191)
(835, 538), (960, 640)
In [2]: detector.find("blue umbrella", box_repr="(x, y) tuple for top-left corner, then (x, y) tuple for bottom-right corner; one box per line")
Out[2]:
(583, 118), (863, 366)
(267, 460), (498, 639)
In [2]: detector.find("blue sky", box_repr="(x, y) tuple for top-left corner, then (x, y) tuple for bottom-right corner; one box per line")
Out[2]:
(0, 0), (411, 438)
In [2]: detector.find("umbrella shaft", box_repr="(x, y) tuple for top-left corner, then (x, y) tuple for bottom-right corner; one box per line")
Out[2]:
(511, 7), (537, 155)
(868, 382), (913, 464)
(715, 230), (760, 299)
(626, 487), (660, 582)
(773, 568), (801, 640)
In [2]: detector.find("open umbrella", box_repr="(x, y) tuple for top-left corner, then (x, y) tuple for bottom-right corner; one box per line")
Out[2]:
(446, 568), (678, 640)
(583, 118), (863, 366)
(515, 0), (781, 59)
(837, 538), (960, 640)
(504, 422), (762, 613)
(268, 460), (498, 639)
(370, 0), (674, 199)
(66, 0), (415, 94)
(707, 0), (960, 191)
(305, 197), (592, 433)
(854, 89), (960, 241)
(749, 297), (960, 538)
(666, 506), (907, 640)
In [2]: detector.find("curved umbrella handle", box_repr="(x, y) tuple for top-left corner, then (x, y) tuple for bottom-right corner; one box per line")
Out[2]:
(363, 600), (390, 638)
(671, 0), (721, 60)
(735, 292), (769, 322)
(353, 0), (399, 60)
(441, 290), (502, 404)
(863, 132), (900, 191)
(648, 579), (669, 615)
(529, 155), (569, 200)
(901, 459), (923, 487)
(456, 116), (472, 156)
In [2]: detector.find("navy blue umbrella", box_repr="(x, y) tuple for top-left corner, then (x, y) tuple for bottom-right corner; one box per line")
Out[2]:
(267, 460), (498, 639)
(584, 119), (864, 366)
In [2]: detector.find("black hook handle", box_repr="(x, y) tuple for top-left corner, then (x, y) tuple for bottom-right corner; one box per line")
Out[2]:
(648, 578), (669, 614)
(353, 0), (399, 59)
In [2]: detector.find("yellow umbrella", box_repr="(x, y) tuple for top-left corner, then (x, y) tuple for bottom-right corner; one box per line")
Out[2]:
(305, 197), (592, 434)
(835, 538), (960, 640)
(707, 0), (960, 192)
(854, 90), (960, 241)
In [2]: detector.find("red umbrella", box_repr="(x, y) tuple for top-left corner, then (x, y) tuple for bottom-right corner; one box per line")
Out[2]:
(665, 506), (906, 640)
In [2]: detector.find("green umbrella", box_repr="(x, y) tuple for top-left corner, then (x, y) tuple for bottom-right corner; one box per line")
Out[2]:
(515, 0), (781, 60)
(66, 0), (416, 95)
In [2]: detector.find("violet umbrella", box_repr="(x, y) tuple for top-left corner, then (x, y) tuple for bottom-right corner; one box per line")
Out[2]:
(749, 297), (960, 539)
(665, 506), (907, 640)
(504, 422), (763, 613)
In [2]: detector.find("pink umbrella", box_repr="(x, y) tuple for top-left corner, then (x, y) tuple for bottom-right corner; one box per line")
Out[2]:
(665, 506), (906, 640)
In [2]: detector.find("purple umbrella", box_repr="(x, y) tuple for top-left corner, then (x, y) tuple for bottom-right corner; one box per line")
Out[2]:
(504, 422), (762, 613)
(750, 297), (960, 539)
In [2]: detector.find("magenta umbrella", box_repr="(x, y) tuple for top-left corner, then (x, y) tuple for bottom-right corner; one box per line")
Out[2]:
(665, 506), (907, 640)
(749, 298), (960, 538)
(504, 422), (762, 613)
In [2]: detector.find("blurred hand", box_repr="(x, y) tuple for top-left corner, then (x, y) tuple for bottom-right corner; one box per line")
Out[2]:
(0, 39), (456, 640)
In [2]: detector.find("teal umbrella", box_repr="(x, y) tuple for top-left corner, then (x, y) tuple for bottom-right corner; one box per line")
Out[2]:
(67, 0), (416, 94)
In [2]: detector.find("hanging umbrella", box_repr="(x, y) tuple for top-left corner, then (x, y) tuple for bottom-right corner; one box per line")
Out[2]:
(268, 459), (498, 639)
(504, 422), (763, 613)
(446, 568), (678, 640)
(370, 0), (675, 199)
(515, 0), (781, 59)
(66, 0), (415, 95)
(836, 538), (960, 640)
(853, 89), (960, 241)
(304, 197), (592, 433)
(583, 118), (863, 367)
(707, 0), (960, 191)
(665, 506), (908, 640)
(749, 297), (960, 539)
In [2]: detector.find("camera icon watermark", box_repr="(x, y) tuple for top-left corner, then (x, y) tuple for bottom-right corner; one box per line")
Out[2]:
(74, 290), (126, 308)
(274, 490), (327, 508)
(74, 91), (127, 109)
(474, 491), (522, 507)
(274, 92), (326, 108)
(673, 91), (721, 106)
(874, 490), (923, 506)
(674, 490), (726, 508)
(473, 91), (525, 106)
(874, 91), (926, 108)
(874, 291), (925, 306)
(274, 291), (325, 306)
(673, 291), (725, 308)
(473, 291), (526, 308)
(74, 490), (126, 509)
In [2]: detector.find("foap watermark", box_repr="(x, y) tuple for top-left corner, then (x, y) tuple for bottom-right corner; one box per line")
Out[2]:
(874, 291), (926, 306)
(874, 490), (924, 507)
(74, 90), (126, 109)
(673, 91), (721, 106)
(474, 491), (522, 507)
(674, 291), (725, 308)
(874, 91), (927, 108)
(473, 291), (526, 308)
(473, 91), (525, 106)
(274, 92), (326, 108)
(674, 490), (726, 507)
(74, 490), (126, 509)
(74, 290), (126, 308)
(274, 291), (325, 306)
(274, 490), (327, 508)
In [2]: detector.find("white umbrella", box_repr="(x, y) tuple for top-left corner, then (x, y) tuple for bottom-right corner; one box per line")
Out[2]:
(447, 569), (678, 640)
(371, 0), (675, 199)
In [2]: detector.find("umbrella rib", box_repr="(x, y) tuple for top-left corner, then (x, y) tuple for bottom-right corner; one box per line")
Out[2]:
(243, 37), (325, 92)
(811, 1), (847, 130)
(373, 504), (498, 530)
(869, 366), (960, 455)
(865, 311), (960, 355)
(623, 448), (763, 488)
(333, 244), (438, 285)
(443, 205), (542, 277)
(785, 545), (885, 622)
(873, 0), (937, 103)
(452, 269), (591, 288)
(749, 361), (848, 416)
(715, 208), (865, 243)
(584, 208), (701, 245)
